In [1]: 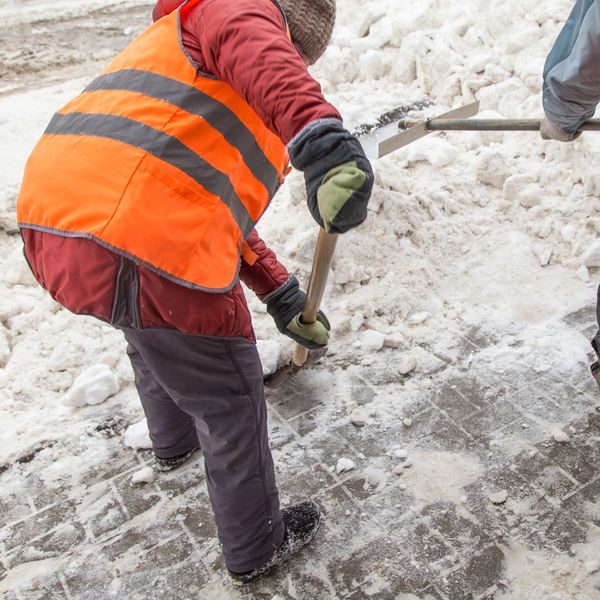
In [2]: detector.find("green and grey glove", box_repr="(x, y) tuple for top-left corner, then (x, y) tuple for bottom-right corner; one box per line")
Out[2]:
(317, 160), (368, 232)
(540, 116), (581, 142)
(288, 119), (374, 233)
(262, 276), (330, 349)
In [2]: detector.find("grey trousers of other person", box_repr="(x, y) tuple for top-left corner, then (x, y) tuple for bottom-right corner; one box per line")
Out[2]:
(122, 326), (285, 573)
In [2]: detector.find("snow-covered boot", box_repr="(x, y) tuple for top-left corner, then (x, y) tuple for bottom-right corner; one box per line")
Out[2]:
(154, 446), (199, 472)
(228, 500), (321, 586)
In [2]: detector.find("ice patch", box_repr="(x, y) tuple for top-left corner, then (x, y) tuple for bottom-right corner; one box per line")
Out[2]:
(402, 450), (482, 505)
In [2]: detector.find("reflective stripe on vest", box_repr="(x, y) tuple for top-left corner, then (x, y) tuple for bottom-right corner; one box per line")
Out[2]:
(16, 3), (289, 292)
(83, 69), (281, 199)
(45, 111), (255, 237)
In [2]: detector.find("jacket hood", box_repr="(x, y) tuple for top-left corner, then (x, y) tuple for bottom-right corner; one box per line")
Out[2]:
(152, 0), (186, 21)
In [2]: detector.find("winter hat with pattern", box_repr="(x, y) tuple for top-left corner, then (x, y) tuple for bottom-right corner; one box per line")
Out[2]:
(279, 0), (336, 65)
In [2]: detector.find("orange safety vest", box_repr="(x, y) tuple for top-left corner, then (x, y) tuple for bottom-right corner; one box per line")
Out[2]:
(17, 0), (289, 292)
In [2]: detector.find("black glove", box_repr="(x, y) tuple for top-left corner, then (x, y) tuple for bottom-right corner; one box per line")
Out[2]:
(262, 276), (330, 349)
(288, 120), (374, 233)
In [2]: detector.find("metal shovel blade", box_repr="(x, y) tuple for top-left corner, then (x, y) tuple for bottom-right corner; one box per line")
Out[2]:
(374, 100), (480, 158)
(357, 99), (434, 159)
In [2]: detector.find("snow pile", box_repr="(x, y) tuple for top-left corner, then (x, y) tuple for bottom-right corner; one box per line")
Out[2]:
(256, 339), (281, 376)
(62, 364), (119, 408)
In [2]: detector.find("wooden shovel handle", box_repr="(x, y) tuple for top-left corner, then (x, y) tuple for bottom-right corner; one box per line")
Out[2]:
(292, 229), (338, 368)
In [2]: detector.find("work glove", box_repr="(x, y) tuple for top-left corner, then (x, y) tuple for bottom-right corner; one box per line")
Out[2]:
(262, 276), (330, 349)
(288, 120), (374, 233)
(540, 117), (581, 142)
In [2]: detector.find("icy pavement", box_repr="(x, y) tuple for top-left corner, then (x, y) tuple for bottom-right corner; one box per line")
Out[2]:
(2, 304), (600, 599)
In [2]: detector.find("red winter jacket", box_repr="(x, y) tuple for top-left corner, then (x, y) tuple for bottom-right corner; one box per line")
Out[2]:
(22, 0), (341, 340)
(154, 0), (341, 143)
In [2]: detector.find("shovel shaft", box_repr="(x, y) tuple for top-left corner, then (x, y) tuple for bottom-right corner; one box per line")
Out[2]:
(292, 229), (338, 368)
(422, 118), (600, 132)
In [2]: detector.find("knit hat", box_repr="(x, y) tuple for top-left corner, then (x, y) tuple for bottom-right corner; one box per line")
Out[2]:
(279, 0), (336, 65)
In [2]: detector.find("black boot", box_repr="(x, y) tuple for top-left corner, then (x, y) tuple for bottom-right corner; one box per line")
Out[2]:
(153, 446), (199, 472)
(228, 500), (321, 586)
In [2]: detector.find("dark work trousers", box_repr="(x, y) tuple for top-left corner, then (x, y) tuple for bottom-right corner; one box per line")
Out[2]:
(121, 326), (285, 573)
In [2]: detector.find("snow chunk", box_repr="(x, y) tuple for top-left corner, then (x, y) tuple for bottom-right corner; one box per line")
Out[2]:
(0, 326), (9, 367)
(503, 174), (536, 201)
(550, 427), (570, 443)
(62, 364), (119, 407)
(383, 333), (404, 349)
(581, 240), (600, 268)
(398, 355), (417, 375)
(131, 466), (155, 484)
(333, 260), (370, 285)
(577, 265), (590, 283)
(256, 339), (280, 377)
(123, 420), (152, 449)
(489, 489), (509, 504)
(361, 329), (385, 352)
(585, 560), (600, 575)
(350, 313), (364, 332)
(560, 224), (576, 242)
(407, 137), (459, 168)
(350, 407), (369, 427)
(336, 458), (356, 474)
(363, 467), (388, 490)
(408, 311), (431, 325)
(410, 347), (447, 374)
(517, 185), (542, 209)
(477, 149), (511, 188)
(393, 464), (405, 475)
(531, 245), (552, 267)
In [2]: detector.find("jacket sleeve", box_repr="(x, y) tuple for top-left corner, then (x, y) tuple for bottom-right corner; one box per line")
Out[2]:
(193, 0), (342, 144)
(239, 229), (290, 297)
(543, 0), (600, 132)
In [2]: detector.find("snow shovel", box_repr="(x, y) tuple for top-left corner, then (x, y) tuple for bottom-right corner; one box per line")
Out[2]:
(389, 104), (600, 150)
(263, 99), (440, 388)
(360, 100), (481, 158)
(287, 101), (482, 373)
